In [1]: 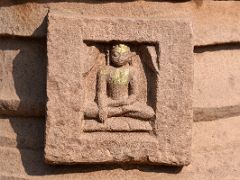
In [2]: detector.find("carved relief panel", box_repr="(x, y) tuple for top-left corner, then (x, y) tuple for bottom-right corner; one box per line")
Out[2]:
(45, 11), (193, 166)
(83, 42), (158, 132)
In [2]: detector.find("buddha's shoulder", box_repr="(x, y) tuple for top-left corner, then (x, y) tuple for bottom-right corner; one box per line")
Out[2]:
(98, 66), (111, 76)
(129, 66), (137, 74)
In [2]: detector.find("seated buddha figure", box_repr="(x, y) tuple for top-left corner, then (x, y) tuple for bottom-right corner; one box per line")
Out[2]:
(84, 44), (155, 123)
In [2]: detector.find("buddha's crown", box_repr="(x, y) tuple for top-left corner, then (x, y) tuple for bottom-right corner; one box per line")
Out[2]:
(113, 44), (130, 54)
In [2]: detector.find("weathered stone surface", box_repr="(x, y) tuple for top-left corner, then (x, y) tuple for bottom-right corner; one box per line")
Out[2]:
(1, 116), (240, 179)
(0, 3), (48, 37)
(192, 1), (240, 45)
(0, 38), (46, 117)
(45, 12), (193, 165)
(84, 118), (153, 132)
(194, 48), (240, 121)
(1, 1), (240, 45)
(0, 0), (239, 179)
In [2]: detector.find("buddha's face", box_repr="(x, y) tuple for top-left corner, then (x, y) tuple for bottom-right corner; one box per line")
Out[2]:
(111, 44), (131, 66)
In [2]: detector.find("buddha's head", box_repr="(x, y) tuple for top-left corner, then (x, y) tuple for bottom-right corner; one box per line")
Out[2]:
(111, 44), (131, 66)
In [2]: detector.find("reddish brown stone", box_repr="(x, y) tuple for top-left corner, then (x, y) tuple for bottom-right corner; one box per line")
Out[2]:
(45, 12), (193, 165)
(0, 38), (46, 117)
(1, 1), (240, 45)
(194, 49), (240, 121)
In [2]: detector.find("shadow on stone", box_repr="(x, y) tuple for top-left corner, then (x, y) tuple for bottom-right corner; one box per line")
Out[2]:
(32, 14), (48, 37)
(193, 105), (240, 122)
(8, 117), (52, 175)
(0, 36), (47, 116)
(194, 42), (240, 53)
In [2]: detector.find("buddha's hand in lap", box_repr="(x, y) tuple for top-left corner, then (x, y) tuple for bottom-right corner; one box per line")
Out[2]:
(125, 98), (136, 105)
(108, 99), (136, 107)
(108, 99), (127, 107)
(122, 102), (143, 112)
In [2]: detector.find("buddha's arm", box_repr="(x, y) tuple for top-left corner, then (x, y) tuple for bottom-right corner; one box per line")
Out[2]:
(97, 71), (108, 122)
(108, 98), (125, 107)
(127, 68), (138, 104)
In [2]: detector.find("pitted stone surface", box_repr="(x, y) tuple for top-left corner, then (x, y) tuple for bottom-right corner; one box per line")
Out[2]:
(83, 118), (153, 132)
(1, 2), (240, 45)
(2, 116), (240, 179)
(45, 11), (193, 165)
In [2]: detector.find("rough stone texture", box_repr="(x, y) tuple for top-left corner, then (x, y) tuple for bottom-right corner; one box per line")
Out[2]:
(0, 117), (44, 150)
(45, 12), (193, 165)
(0, 3), (48, 37)
(0, 38), (47, 117)
(194, 48), (240, 121)
(0, 0), (240, 179)
(1, 116), (240, 179)
(1, 1), (240, 45)
(84, 118), (153, 132)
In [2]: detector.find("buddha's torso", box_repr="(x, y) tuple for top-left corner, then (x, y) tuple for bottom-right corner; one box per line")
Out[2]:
(107, 67), (130, 100)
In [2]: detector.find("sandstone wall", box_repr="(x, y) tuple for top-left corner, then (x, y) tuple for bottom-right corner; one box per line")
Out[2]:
(0, 0), (240, 179)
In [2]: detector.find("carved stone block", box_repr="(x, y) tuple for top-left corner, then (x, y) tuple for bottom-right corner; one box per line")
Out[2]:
(45, 11), (193, 166)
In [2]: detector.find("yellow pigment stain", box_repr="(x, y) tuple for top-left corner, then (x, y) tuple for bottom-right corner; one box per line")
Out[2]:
(114, 44), (130, 54)
(100, 67), (110, 76)
(111, 68), (129, 85)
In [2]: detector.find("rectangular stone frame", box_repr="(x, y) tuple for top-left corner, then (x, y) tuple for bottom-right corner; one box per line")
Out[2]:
(45, 11), (193, 166)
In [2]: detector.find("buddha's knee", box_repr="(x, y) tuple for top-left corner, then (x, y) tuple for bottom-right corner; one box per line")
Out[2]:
(143, 106), (155, 118)
(84, 102), (98, 118)
(134, 103), (155, 119)
(123, 103), (155, 119)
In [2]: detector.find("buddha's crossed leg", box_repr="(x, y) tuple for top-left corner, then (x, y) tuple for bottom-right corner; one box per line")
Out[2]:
(84, 101), (155, 120)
